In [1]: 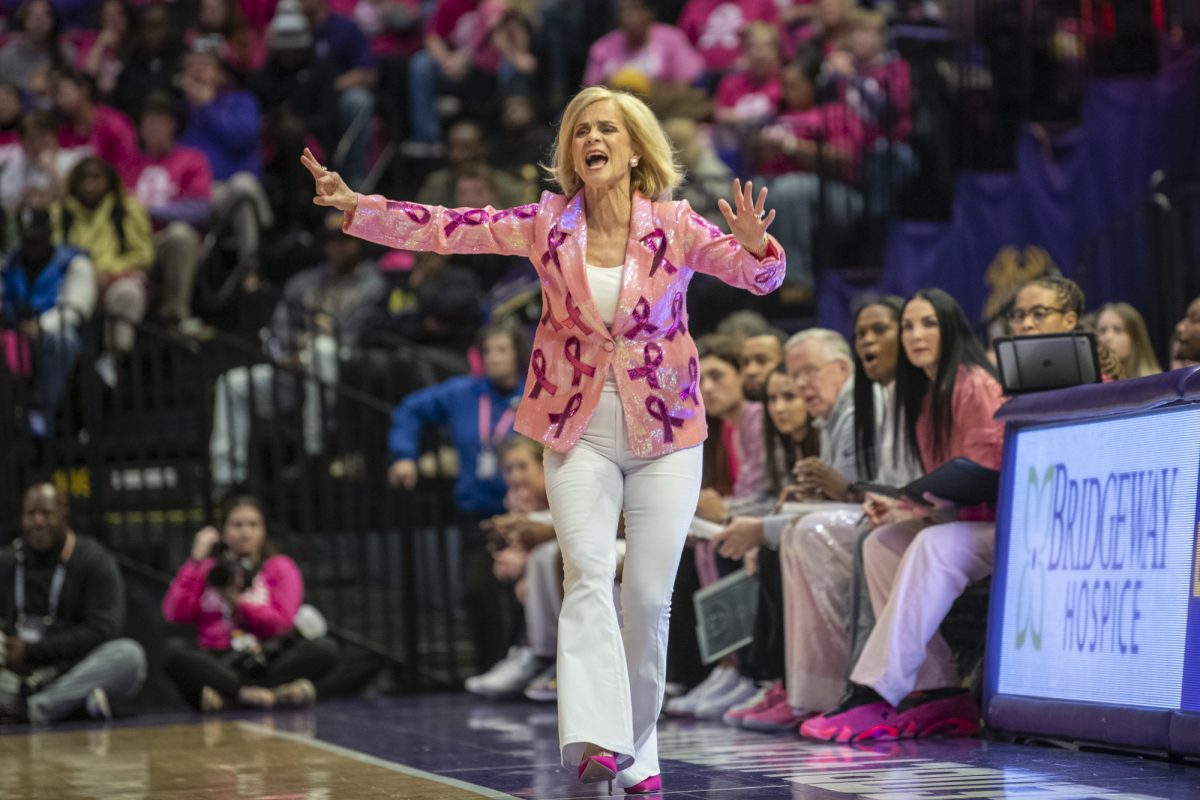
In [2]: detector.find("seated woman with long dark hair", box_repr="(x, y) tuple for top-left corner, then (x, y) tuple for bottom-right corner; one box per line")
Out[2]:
(162, 495), (338, 711)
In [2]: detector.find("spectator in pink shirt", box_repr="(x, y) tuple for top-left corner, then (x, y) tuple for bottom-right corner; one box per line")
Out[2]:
(162, 495), (339, 712)
(714, 21), (783, 126)
(50, 67), (139, 184)
(821, 9), (911, 142)
(678, 0), (779, 75)
(406, 0), (539, 148)
(712, 20), (782, 170)
(755, 63), (865, 293)
(583, 0), (705, 89)
(753, 61), (864, 180)
(351, 0), (422, 57)
(130, 92), (212, 327)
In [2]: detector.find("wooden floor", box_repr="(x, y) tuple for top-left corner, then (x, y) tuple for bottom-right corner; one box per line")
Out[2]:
(0, 720), (516, 799)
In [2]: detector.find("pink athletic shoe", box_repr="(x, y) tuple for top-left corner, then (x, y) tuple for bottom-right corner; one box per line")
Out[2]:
(721, 680), (785, 727)
(624, 774), (662, 794)
(741, 697), (814, 733)
(893, 689), (980, 739)
(799, 686), (900, 743)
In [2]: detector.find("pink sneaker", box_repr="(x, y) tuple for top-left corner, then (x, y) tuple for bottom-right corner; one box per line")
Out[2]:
(799, 686), (899, 743)
(721, 680), (785, 727)
(742, 697), (815, 732)
(893, 689), (980, 739)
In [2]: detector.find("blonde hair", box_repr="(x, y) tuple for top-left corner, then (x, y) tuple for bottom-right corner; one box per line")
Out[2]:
(1097, 302), (1162, 378)
(545, 86), (682, 202)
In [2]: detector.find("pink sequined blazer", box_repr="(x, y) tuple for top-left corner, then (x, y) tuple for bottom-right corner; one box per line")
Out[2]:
(344, 190), (786, 457)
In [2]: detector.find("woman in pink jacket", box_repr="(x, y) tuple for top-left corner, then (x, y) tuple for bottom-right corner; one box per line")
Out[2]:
(162, 495), (338, 712)
(301, 85), (785, 794)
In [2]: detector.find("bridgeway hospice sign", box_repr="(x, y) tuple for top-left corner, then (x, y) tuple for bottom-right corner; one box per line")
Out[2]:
(995, 405), (1200, 710)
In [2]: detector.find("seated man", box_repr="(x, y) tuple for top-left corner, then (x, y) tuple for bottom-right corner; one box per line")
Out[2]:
(0, 482), (147, 724)
(209, 211), (385, 489)
(0, 206), (97, 436)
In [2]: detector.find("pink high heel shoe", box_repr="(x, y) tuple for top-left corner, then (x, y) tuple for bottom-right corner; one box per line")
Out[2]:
(624, 774), (662, 794)
(578, 754), (618, 795)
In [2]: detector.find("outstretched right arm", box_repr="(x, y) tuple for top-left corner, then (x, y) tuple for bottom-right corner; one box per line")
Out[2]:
(301, 148), (539, 258)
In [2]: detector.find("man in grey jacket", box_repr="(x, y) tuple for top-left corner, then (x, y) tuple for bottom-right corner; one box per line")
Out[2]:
(712, 328), (858, 554)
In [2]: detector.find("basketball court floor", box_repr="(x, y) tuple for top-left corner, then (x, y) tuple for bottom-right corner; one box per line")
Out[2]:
(2, 693), (1199, 798)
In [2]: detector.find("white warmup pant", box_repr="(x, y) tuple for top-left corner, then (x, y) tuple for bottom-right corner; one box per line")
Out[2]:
(850, 519), (996, 706)
(544, 382), (703, 787)
(524, 538), (562, 659)
(779, 508), (864, 712)
(209, 335), (339, 487)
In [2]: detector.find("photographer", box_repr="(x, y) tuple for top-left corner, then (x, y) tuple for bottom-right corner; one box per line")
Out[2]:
(161, 495), (337, 711)
(0, 482), (146, 724)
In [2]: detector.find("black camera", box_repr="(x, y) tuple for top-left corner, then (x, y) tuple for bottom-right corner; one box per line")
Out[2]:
(206, 544), (256, 590)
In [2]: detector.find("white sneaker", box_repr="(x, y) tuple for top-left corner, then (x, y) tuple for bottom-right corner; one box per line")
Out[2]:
(694, 675), (758, 720)
(464, 647), (540, 698)
(664, 666), (737, 717)
(85, 687), (112, 721)
(721, 682), (771, 726)
(95, 354), (118, 388)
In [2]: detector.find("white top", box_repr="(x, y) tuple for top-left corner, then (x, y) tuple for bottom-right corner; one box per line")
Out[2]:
(586, 264), (624, 388)
(874, 381), (925, 485)
(585, 263), (624, 326)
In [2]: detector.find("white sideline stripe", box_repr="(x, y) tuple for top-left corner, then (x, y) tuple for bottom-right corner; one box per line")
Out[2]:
(238, 721), (524, 800)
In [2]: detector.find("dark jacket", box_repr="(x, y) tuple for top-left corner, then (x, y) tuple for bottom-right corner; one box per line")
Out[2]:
(0, 535), (125, 668)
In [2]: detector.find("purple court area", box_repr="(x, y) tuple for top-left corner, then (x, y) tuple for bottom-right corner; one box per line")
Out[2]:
(15, 692), (1190, 799)
(5, 693), (1200, 797)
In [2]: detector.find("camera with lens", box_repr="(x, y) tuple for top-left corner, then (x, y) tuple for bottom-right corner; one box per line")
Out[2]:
(206, 543), (257, 592)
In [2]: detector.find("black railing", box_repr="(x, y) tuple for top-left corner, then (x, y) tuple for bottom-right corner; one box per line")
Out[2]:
(1073, 173), (1200, 358)
(1, 312), (479, 691)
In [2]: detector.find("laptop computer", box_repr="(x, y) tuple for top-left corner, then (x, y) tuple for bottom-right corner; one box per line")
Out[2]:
(993, 331), (1101, 394)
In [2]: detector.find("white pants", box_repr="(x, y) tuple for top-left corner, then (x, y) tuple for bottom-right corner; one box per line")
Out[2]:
(850, 518), (996, 706)
(209, 335), (339, 487)
(545, 383), (702, 787)
(524, 538), (562, 659)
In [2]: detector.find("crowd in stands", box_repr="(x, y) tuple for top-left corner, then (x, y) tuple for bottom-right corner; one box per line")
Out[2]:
(1, 0), (927, 387)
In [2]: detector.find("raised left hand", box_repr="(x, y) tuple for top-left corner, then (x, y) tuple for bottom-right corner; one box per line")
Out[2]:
(718, 178), (776, 257)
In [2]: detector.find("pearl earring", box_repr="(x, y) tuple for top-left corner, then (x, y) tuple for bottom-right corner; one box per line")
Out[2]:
(631, 157), (639, 167)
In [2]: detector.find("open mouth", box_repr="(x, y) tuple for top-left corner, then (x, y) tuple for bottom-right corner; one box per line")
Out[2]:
(861, 351), (878, 366)
(585, 152), (609, 168)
